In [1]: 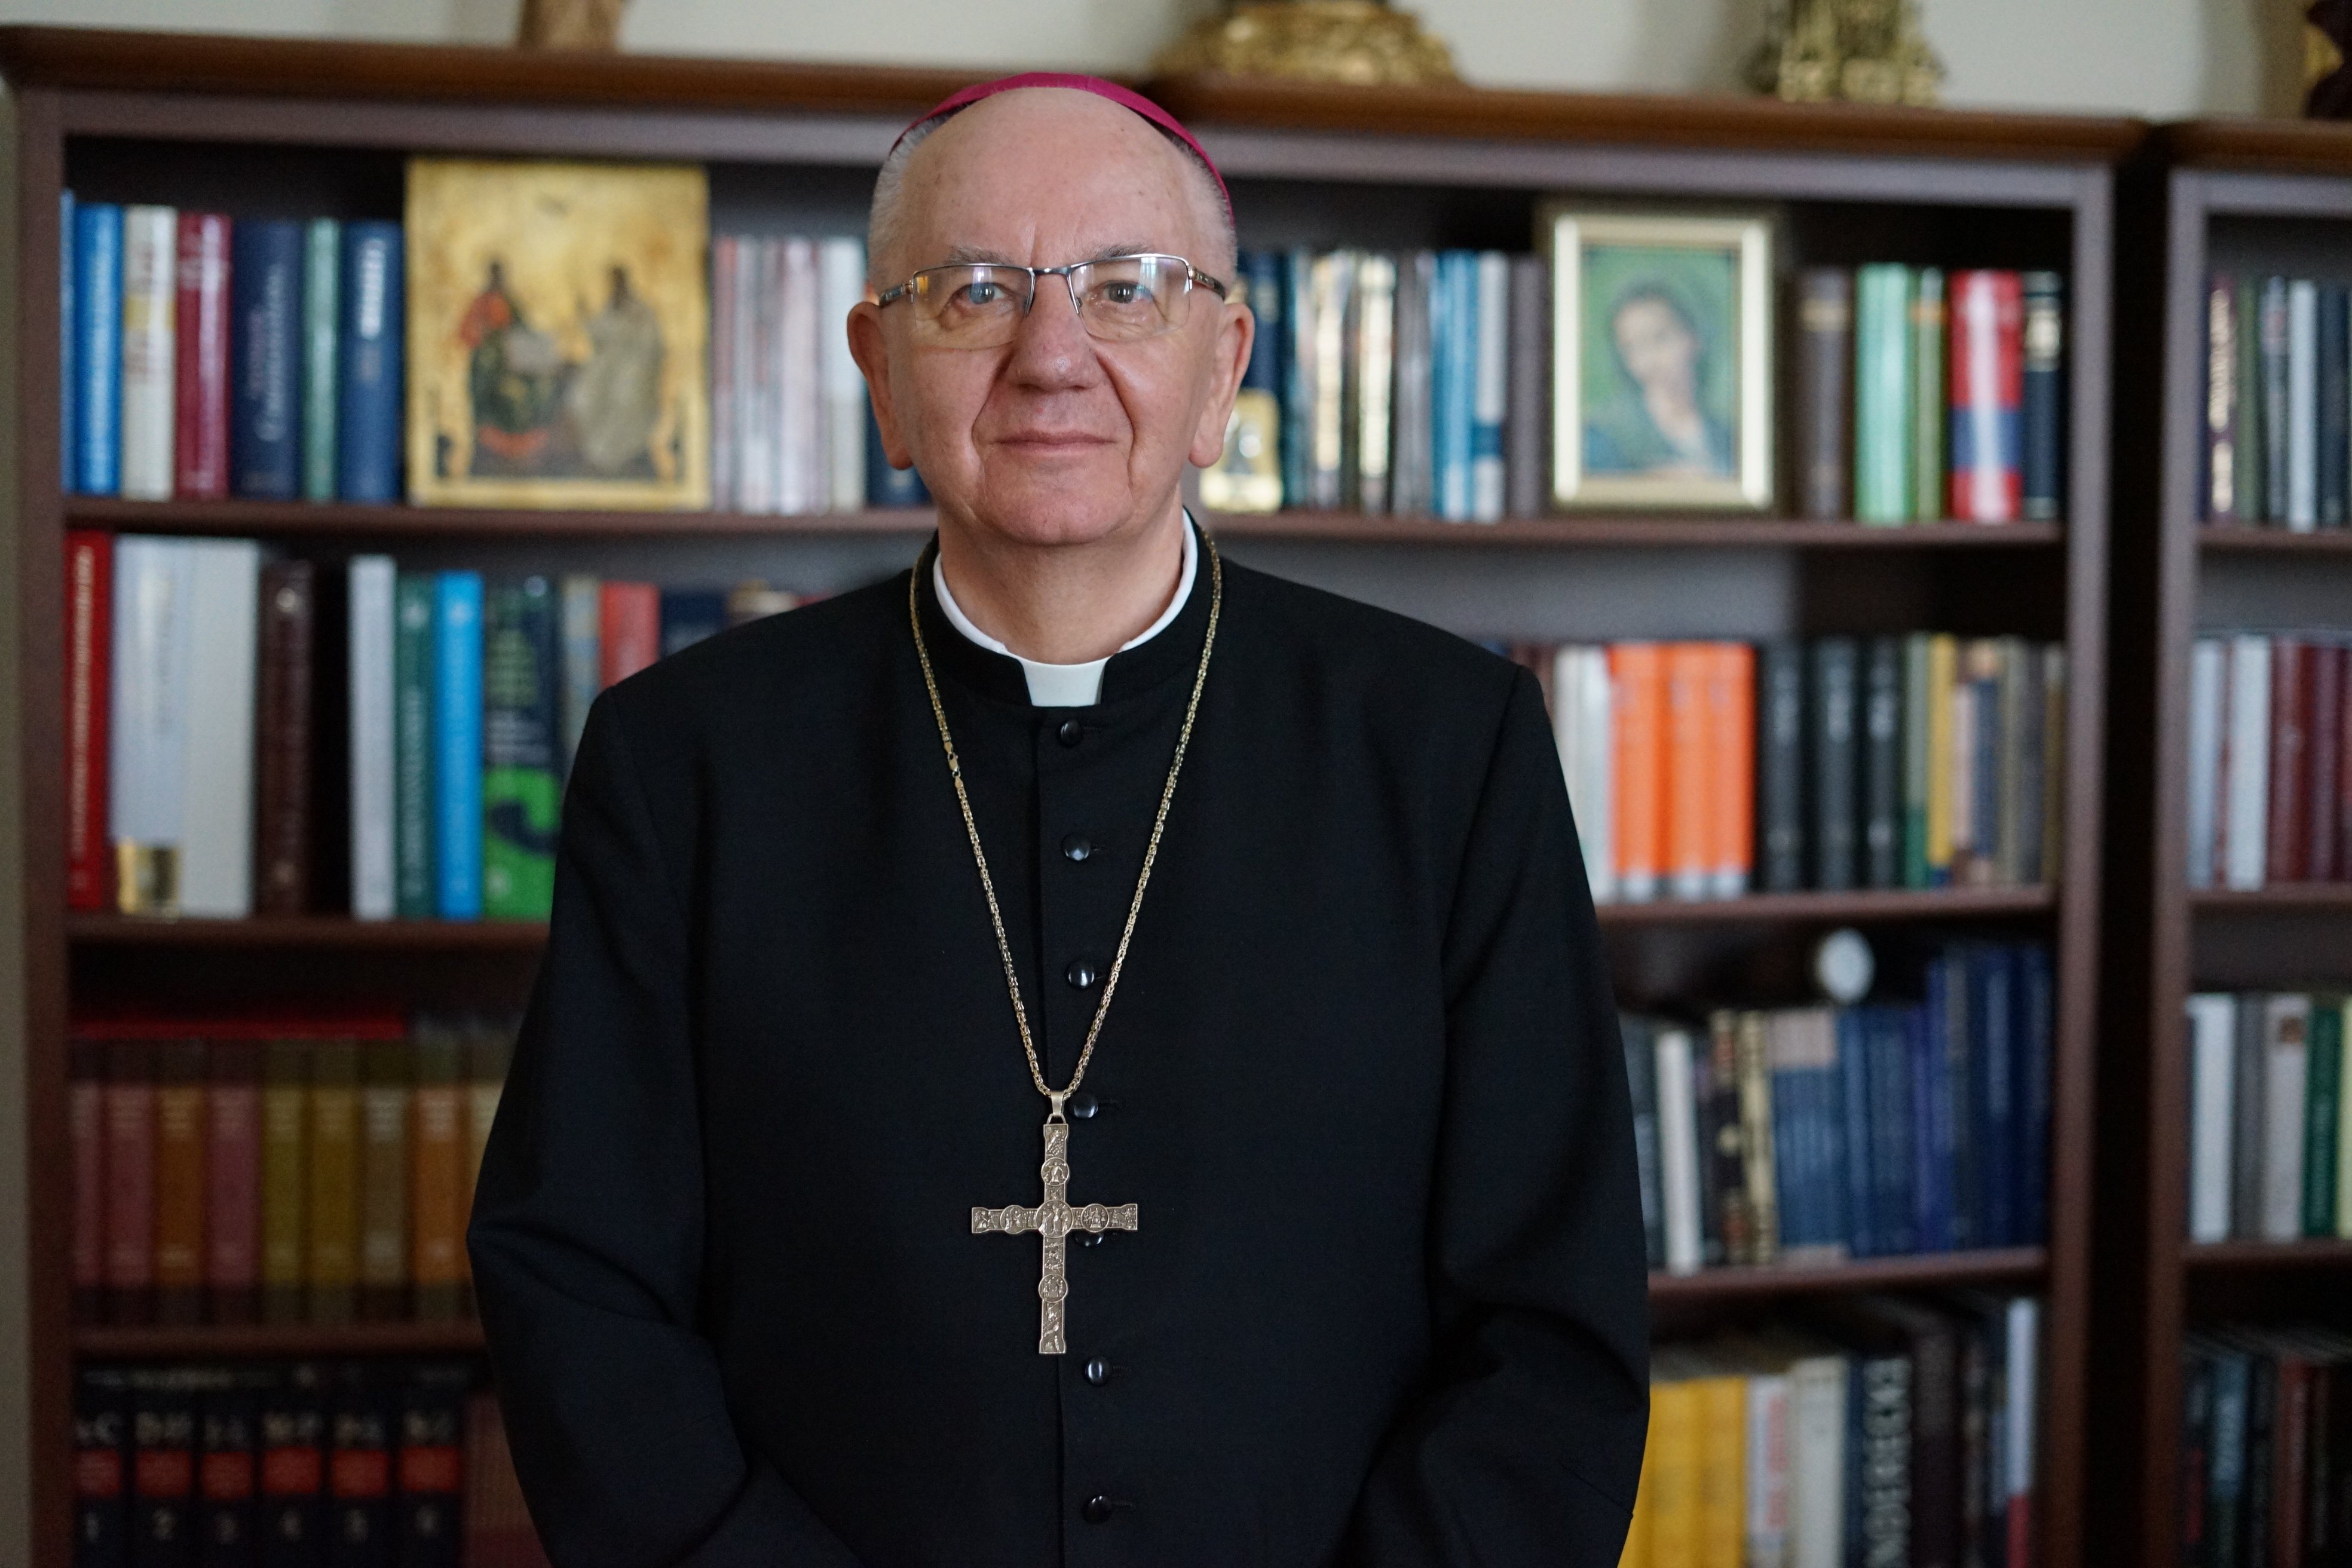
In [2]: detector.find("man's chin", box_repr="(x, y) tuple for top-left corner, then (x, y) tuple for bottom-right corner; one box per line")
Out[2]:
(957, 473), (1171, 549)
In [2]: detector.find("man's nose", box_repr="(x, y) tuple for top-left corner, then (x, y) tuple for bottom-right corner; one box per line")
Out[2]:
(1003, 275), (1098, 387)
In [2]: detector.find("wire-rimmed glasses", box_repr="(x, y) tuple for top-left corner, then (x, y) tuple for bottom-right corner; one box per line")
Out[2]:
(877, 253), (1228, 348)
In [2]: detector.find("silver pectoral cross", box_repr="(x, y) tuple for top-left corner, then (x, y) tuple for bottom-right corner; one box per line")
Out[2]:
(971, 1111), (1138, 1355)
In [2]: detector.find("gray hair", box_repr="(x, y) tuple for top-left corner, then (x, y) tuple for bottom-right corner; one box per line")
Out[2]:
(867, 107), (1238, 291)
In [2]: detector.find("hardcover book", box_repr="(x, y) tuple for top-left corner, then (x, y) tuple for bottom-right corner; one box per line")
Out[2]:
(482, 576), (561, 920)
(229, 219), (304, 500)
(172, 211), (231, 500)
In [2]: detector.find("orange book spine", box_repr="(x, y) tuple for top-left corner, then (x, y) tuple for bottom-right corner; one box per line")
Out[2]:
(152, 1040), (209, 1325)
(411, 1028), (466, 1320)
(1611, 643), (1667, 904)
(1708, 644), (1756, 899)
(1664, 644), (1713, 902)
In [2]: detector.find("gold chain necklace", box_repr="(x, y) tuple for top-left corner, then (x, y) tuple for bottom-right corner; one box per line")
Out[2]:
(909, 530), (1221, 1355)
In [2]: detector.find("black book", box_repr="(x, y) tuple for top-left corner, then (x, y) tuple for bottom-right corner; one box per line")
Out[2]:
(1845, 1344), (1915, 1568)
(1619, 1015), (1665, 1269)
(1863, 636), (1904, 889)
(327, 1364), (393, 1568)
(1759, 639), (1807, 893)
(76, 1365), (131, 1568)
(2020, 272), (2065, 520)
(2241, 1345), (2277, 1568)
(2182, 1346), (2216, 1568)
(131, 1365), (201, 1567)
(197, 1369), (261, 1568)
(396, 1363), (472, 1568)
(1702, 1011), (1753, 1266)
(258, 1364), (326, 1568)
(2323, 285), (2350, 528)
(1810, 638), (1860, 892)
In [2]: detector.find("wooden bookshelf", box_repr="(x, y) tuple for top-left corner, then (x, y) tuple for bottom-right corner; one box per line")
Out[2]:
(0, 28), (2130, 1566)
(2095, 118), (2352, 1567)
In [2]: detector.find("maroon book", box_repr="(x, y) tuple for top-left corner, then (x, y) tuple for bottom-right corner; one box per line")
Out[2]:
(255, 560), (315, 915)
(207, 1038), (263, 1324)
(64, 530), (111, 912)
(2269, 638), (2310, 883)
(70, 1038), (103, 1323)
(102, 1040), (155, 1326)
(172, 212), (231, 500)
(2309, 644), (2345, 883)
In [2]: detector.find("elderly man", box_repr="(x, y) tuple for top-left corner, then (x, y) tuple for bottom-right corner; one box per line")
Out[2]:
(470, 75), (1647, 1567)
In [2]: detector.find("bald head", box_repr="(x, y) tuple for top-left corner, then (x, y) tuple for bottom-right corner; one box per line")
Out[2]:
(868, 86), (1236, 292)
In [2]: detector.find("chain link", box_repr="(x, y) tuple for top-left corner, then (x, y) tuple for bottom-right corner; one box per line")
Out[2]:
(909, 533), (1223, 1106)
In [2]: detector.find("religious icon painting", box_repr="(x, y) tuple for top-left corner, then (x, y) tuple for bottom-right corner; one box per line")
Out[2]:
(406, 158), (711, 510)
(1541, 207), (1775, 511)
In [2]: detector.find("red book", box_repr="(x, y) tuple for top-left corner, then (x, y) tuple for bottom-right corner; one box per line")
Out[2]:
(2308, 644), (2345, 883)
(102, 1040), (156, 1326)
(172, 212), (231, 500)
(207, 1038), (262, 1323)
(599, 581), (661, 689)
(63, 529), (111, 911)
(70, 1038), (104, 1323)
(2270, 638), (2311, 882)
(1949, 270), (2025, 523)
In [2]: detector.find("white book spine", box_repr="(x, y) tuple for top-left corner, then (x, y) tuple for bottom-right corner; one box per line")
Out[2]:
(2186, 993), (2238, 1244)
(2186, 639), (2226, 890)
(710, 235), (738, 512)
(559, 574), (602, 773)
(779, 237), (822, 515)
(117, 205), (177, 501)
(1787, 1354), (1849, 1568)
(2224, 636), (2272, 889)
(348, 555), (397, 920)
(1355, 253), (1397, 516)
(2004, 1298), (2039, 1511)
(2290, 278), (2319, 531)
(1656, 1026), (1702, 1274)
(1471, 250), (1509, 523)
(2262, 993), (2311, 1240)
(1575, 650), (1615, 904)
(177, 539), (259, 917)
(109, 537), (198, 908)
(819, 237), (868, 514)
(740, 238), (778, 514)
(1745, 1371), (1792, 1568)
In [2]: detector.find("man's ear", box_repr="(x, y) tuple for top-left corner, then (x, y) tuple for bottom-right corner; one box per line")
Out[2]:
(1187, 299), (1255, 470)
(847, 301), (916, 470)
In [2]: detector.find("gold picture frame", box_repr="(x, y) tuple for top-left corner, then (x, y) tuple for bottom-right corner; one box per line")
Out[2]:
(1543, 208), (1774, 511)
(407, 158), (710, 510)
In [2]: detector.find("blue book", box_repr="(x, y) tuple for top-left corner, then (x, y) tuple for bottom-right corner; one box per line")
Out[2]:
(2204, 1343), (2252, 1564)
(1969, 944), (2019, 1246)
(1771, 1042), (1808, 1250)
(69, 200), (121, 495)
(433, 572), (484, 921)
(2014, 942), (2055, 1244)
(1940, 949), (1978, 1249)
(1915, 966), (1958, 1251)
(1837, 1008), (1879, 1255)
(337, 220), (404, 503)
(1864, 1007), (1917, 1254)
(660, 589), (727, 657)
(1282, 249), (1314, 507)
(60, 191), (76, 488)
(229, 219), (305, 499)
(1437, 252), (1480, 520)
(1812, 1029), (1848, 1253)
(863, 398), (930, 509)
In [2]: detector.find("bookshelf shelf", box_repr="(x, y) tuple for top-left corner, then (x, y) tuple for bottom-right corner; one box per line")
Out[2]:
(2187, 886), (2352, 914)
(64, 495), (2063, 552)
(1595, 885), (2051, 926)
(74, 1320), (487, 1360)
(2197, 527), (2352, 553)
(2182, 1240), (2352, 1270)
(1647, 1247), (2046, 1303)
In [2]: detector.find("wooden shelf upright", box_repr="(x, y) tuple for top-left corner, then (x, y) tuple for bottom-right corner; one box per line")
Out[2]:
(0, 29), (2134, 1564)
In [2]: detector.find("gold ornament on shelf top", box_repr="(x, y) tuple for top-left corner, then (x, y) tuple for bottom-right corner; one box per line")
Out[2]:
(1747, 0), (1944, 106)
(1153, 0), (1460, 87)
(516, 0), (629, 51)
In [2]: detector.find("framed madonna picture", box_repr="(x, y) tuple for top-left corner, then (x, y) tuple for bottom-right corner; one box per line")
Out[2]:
(1542, 207), (1774, 510)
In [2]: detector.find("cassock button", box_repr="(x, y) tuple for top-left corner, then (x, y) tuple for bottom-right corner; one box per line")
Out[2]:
(1057, 719), (1085, 748)
(1082, 1495), (1118, 1524)
(1085, 1357), (1111, 1385)
(1066, 958), (1099, 990)
(1062, 834), (1094, 862)
(1065, 1091), (1098, 1119)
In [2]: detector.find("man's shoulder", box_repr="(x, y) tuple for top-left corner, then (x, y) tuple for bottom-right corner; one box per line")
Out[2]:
(1221, 554), (1524, 710)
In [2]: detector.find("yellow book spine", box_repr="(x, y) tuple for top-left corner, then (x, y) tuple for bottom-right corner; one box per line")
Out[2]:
(1619, 1407), (1657, 1568)
(1927, 633), (1957, 880)
(1695, 1375), (1748, 1568)
(412, 1030), (466, 1319)
(359, 1042), (411, 1317)
(259, 1042), (308, 1321)
(306, 1040), (360, 1322)
(1648, 1379), (1701, 1568)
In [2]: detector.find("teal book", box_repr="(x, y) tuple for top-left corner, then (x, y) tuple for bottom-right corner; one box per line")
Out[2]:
(301, 219), (341, 502)
(1910, 268), (1946, 520)
(393, 573), (437, 918)
(2237, 277), (2265, 524)
(1853, 264), (1914, 524)
(482, 576), (559, 921)
(2304, 997), (2342, 1236)
(1902, 634), (1932, 887)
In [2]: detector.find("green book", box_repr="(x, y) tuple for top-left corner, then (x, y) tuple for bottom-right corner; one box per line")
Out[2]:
(394, 572), (437, 918)
(2237, 277), (2264, 524)
(301, 218), (341, 503)
(1902, 633), (1932, 887)
(1910, 268), (1946, 520)
(482, 576), (560, 921)
(2305, 997), (2343, 1237)
(1852, 264), (1914, 524)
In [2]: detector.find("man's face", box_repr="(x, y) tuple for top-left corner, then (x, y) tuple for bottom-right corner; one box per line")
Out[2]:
(849, 89), (1251, 549)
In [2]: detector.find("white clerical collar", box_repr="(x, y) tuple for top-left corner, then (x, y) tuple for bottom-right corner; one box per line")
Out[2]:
(933, 518), (1199, 707)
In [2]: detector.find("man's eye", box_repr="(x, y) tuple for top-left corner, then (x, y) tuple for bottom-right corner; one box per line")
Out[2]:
(962, 283), (1000, 307)
(1098, 282), (1149, 306)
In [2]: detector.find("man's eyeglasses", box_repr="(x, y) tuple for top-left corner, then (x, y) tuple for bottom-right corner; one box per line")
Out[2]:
(877, 253), (1228, 348)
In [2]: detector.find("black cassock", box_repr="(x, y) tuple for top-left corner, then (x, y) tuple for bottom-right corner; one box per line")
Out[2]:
(469, 530), (1649, 1567)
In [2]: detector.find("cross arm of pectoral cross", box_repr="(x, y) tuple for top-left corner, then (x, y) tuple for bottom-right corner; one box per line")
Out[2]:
(971, 1119), (1138, 1355)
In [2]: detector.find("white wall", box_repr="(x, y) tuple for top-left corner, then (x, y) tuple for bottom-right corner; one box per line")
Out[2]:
(0, 0), (2304, 117)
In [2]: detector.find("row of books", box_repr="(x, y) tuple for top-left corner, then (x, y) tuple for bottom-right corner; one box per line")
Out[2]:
(1530, 635), (2063, 904)
(65, 532), (809, 918)
(62, 198), (404, 504)
(2200, 272), (2352, 529)
(2179, 1327), (2352, 1568)
(2185, 992), (2352, 1245)
(2186, 635), (2352, 890)
(708, 232), (887, 515)
(1621, 941), (2054, 1275)
(74, 1360), (547, 1568)
(69, 1015), (513, 1328)
(1624, 1295), (2041, 1568)
(1792, 266), (2065, 524)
